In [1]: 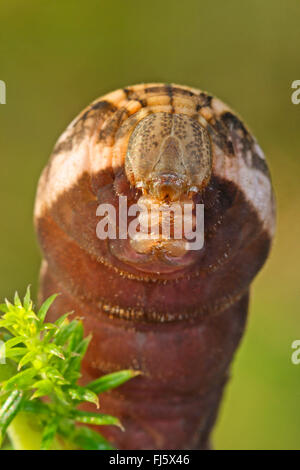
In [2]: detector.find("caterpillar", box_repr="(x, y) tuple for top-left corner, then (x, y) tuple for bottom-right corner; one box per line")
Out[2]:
(34, 83), (275, 449)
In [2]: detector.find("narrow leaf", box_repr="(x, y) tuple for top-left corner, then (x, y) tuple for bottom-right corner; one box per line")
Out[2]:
(18, 351), (37, 370)
(68, 386), (99, 408)
(42, 323), (57, 331)
(2, 367), (36, 392)
(42, 367), (67, 384)
(72, 426), (114, 450)
(23, 286), (31, 310)
(40, 418), (58, 450)
(45, 344), (65, 360)
(13, 292), (21, 307)
(63, 337), (91, 380)
(4, 347), (27, 359)
(54, 321), (79, 347)
(4, 336), (24, 350)
(37, 294), (58, 323)
(4, 299), (14, 311)
(0, 362), (17, 382)
(71, 410), (123, 429)
(54, 312), (72, 328)
(0, 390), (24, 446)
(22, 400), (52, 416)
(88, 370), (140, 395)
(67, 322), (84, 353)
(30, 379), (53, 399)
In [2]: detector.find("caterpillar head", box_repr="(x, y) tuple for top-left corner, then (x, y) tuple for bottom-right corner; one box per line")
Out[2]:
(125, 112), (212, 201)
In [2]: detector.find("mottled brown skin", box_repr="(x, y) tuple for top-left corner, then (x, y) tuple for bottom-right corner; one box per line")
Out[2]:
(34, 84), (275, 449)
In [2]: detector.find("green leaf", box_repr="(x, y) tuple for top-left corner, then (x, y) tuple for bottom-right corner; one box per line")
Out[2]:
(73, 337), (91, 364)
(0, 341), (5, 364)
(0, 362), (17, 382)
(42, 367), (66, 384)
(42, 325), (59, 343)
(37, 294), (58, 323)
(0, 303), (9, 313)
(53, 320), (79, 346)
(72, 426), (115, 450)
(42, 323), (57, 331)
(23, 286), (31, 310)
(31, 379), (53, 399)
(4, 299), (14, 311)
(22, 400), (52, 416)
(63, 337), (91, 380)
(67, 386), (99, 408)
(0, 390), (24, 446)
(40, 418), (58, 450)
(67, 322), (84, 353)
(54, 312), (72, 328)
(4, 347), (27, 359)
(44, 344), (65, 360)
(2, 367), (37, 392)
(0, 320), (15, 331)
(4, 336), (24, 350)
(18, 350), (38, 370)
(13, 292), (22, 307)
(70, 410), (123, 429)
(88, 370), (140, 394)
(52, 386), (69, 407)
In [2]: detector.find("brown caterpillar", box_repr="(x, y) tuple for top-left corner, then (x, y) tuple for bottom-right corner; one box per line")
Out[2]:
(34, 83), (275, 449)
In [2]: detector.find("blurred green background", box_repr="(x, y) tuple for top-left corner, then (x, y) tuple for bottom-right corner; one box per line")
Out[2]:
(0, 0), (299, 450)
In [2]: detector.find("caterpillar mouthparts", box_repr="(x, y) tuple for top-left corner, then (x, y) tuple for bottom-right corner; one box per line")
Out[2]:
(130, 195), (197, 255)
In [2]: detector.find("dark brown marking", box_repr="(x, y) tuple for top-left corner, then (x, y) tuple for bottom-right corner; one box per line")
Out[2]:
(144, 85), (170, 95)
(52, 135), (74, 155)
(98, 107), (129, 143)
(220, 112), (270, 176)
(53, 100), (117, 155)
(208, 118), (235, 156)
(91, 100), (117, 113)
(171, 86), (195, 97)
(251, 153), (270, 176)
(75, 100), (117, 126)
(165, 84), (175, 112)
(123, 88), (147, 107)
(196, 92), (213, 110)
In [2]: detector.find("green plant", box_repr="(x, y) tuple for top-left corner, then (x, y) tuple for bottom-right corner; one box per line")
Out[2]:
(0, 287), (138, 450)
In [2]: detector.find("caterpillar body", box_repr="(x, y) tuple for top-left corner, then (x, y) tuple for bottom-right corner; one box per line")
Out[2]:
(34, 83), (275, 449)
